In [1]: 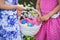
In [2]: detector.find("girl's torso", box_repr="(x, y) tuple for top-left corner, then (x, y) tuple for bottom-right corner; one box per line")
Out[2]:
(40, 0), (58, 15)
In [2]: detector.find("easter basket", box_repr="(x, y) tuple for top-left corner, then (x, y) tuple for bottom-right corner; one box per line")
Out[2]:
(19, 6), (42, 36)
(19, 23), (41, 36)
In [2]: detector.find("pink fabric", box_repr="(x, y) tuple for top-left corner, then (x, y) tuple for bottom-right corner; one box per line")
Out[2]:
(34, 0), (60, 40)
(40, 0), (58, 16)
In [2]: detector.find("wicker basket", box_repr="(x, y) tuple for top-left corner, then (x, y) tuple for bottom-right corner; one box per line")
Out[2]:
(20, 23), (41, 36)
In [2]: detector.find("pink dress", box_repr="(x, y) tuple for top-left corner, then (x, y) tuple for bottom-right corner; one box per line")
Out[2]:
(34, 0), (60, 40)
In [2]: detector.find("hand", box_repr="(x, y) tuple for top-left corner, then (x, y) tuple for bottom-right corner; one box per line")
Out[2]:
(37, 11), (42, 22)
(37, 15), (41, 22)
(17, 10), (22, 16)
(41, 14), (50, 21)
(16, 5), (25, 11)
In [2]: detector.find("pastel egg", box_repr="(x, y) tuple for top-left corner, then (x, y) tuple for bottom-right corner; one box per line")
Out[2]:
(21, 19), (27, 24)
(24, 23), (28, 27)
(28, 23), (33, 27)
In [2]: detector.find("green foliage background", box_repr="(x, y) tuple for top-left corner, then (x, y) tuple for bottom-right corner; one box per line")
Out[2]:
(18, 0), (36, 8)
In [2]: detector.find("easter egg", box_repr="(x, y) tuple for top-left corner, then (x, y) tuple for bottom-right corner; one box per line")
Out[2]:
(24, 23), (28, 27)
(28, 23), (33, 27)
(21, 19), (27, 24)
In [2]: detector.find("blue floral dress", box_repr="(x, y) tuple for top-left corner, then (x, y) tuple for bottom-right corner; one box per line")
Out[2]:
(0, 0), (23, 40)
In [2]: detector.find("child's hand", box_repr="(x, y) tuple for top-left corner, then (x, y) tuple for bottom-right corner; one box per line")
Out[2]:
(41, 14), (50, 21)
(37, 16), (41, 22)
(17, 10), (22, 16)
(37, 11), (42, 22)
(16, 5), (25, 16)
(16, 5), (25, 11)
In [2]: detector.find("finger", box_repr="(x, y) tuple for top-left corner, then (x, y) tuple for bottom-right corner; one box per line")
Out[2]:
(17, 11), (22, 16)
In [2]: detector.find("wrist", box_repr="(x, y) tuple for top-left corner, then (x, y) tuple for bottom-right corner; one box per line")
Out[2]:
(47, 13), (52, 18)
(15, 5), (18, 10)
(10, 5), (18, 10)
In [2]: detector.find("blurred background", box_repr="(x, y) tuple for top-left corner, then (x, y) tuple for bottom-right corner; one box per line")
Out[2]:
(18, 0), (37, 8)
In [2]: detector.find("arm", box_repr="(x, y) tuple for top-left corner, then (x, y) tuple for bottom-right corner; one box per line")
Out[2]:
(41, 0), (60, 21)
(0, 0), (25, 11)
(47, 5), (60, 18)
(0, 0), (17, 10)
(36, 0), (42, 22)
(36, 0), (41, 17)
(46, 0), (60, 18)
